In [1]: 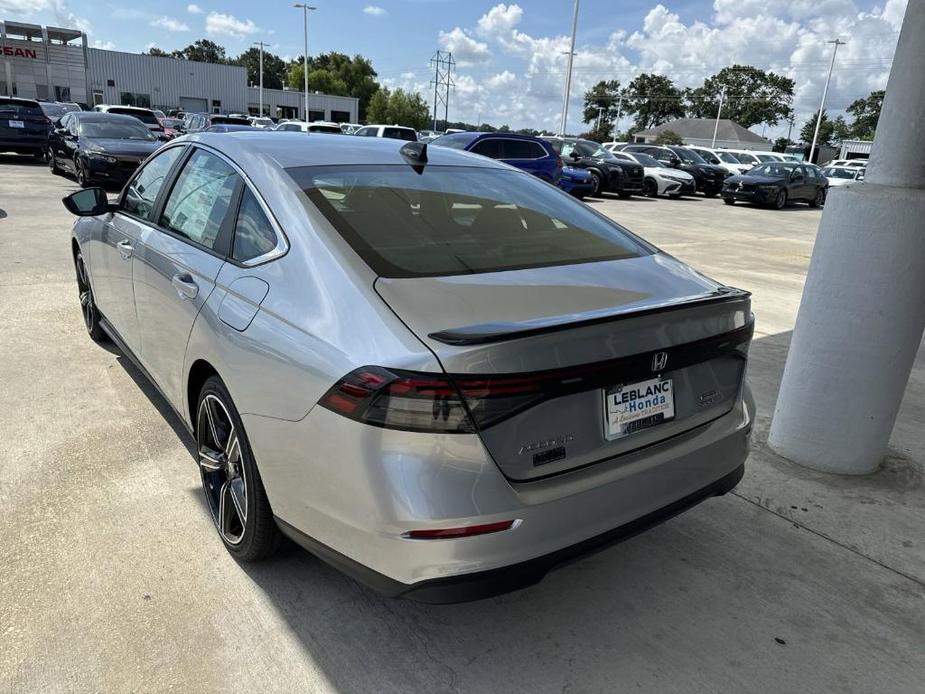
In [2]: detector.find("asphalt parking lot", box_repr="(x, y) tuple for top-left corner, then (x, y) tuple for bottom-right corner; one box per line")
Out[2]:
(1, 157), (923, 693)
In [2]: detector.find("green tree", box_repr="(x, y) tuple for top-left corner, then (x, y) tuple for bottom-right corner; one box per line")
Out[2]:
(685, 65), (794, 129)
(846, 89), (884, 139)
(800, 110), (834, 146)
(234, 47), (287, 90)
(832, 115), (851, 143)
(624, 74), (685, 129)
(582, 80), (623, 135)
(144, 46), (171, 57)
(773, 136), (793, 153)
(172, 39), (227, 63)
(365, 89), (390, 123)
(288, 52), (381, 121)
(654, 130), (683, 145)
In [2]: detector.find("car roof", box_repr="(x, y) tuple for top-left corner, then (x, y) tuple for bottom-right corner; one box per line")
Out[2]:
(364, 124), (415, 130)
(0, 96), (40, 106)
(183, 131), (509, 170)
(106, 105), (155, 113)
(73, 112), (150, 123)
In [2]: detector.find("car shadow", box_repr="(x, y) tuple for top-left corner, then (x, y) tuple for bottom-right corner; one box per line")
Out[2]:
(0, 153), (45, 166)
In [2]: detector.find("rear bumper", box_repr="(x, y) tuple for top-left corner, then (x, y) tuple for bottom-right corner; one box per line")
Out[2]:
(248, 382), (754, 601)
(278, 462), (744, 603)
(0, 138), (45, 153)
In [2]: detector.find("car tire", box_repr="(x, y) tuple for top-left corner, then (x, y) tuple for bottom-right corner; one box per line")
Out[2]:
(617, 191), (631, 199)
(589, 171), (602, 196)
(34, 149), (46, 162)
(723, 198), (735, 205)
(642, 179), (658, 197)
(773, 189), (788, 210)
(196, 376), (283, 562)
(48, 149), (62, 176)
(75, 157), (91, 188)
(703, 191), (718, 198)
(809, 188), (825, 208)
(74, 249), (108, 343)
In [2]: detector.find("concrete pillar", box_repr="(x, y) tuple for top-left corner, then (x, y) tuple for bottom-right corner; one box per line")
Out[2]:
(767, 0), (925, 474)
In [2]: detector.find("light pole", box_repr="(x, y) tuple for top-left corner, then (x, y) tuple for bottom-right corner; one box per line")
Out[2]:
(293, 3), (316, 121)
(253, 40), (271, 117)
(808, 38), (845, 163)
(558, 0), (580, 137)
(711, 86), (726, 148)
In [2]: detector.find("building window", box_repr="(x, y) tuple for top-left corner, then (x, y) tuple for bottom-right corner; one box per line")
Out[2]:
(308, 109), (324, 122)
(36, 84), (49, 100)
(92, 90), (104, 106)
(106, 79), (115, 87)
(330, 110), (350, 123)
(277, 105), (298, 119)
(211, 99), (221, 114)
(120, 92), (152, 108)
(0, 81), (16, 96)
(54, 86), (71, 102)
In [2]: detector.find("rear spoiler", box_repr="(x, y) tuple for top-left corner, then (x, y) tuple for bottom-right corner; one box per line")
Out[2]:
(428, 287), (751, 346)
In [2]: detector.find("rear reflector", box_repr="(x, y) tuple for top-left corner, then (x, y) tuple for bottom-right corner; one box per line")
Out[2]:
(403, 520), (517, 540)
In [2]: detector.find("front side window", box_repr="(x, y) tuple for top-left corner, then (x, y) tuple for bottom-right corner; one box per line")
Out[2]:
(695, 150), (720, 164)
(122, 146), (184, 221)
(672, 148), (705, 164)
(161, 149), (240, 251)
(233, 189), (278, 262)
(290, 165), (650, 278)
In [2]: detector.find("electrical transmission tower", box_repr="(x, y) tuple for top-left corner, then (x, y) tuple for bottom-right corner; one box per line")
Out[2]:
(429, 51), (455, 131)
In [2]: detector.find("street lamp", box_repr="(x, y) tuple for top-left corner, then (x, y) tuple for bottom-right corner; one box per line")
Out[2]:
(558, 0), (580, 137)
(293, 3), (317, 121)
(809, 38), (846, 164)
(253, 40), (271, 117)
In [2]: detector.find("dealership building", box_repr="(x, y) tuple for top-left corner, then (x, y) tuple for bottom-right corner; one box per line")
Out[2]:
(0, 19), (359, 122)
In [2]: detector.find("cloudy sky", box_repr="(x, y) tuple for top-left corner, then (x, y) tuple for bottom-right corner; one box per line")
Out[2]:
(2, 0), (906, 136)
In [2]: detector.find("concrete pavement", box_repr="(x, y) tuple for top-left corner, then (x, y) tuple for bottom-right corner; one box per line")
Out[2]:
(1, 159), (922, 693)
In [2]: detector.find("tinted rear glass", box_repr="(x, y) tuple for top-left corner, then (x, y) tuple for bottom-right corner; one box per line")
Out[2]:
(109, 108), (158, 125)
(0, 100), (43, 117)
(80, 120), (155, 139)
(289, 165), (649, 278)
(383, 127), (416, 141)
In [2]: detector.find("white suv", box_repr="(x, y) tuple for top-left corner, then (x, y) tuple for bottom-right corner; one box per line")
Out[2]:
(353, 124), (418, 141)
(686, 146), (751, 175)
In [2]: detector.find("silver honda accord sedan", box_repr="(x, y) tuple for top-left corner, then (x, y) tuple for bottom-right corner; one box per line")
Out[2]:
(63, 132), (755, 602)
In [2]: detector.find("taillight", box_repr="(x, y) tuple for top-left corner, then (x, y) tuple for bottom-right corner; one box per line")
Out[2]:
(319, 366), (476, 433)
(403, 520), (517, 539)
(319, 366), (547, 433)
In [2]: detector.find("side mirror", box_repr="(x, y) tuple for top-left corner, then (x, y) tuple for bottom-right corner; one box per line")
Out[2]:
(570, 151), (580, 161)
(54, 127), (67, 136)
(62, 188), (111, 217)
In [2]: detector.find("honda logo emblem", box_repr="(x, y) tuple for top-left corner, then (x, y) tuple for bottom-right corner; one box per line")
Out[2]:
(651, 352), (668, 372)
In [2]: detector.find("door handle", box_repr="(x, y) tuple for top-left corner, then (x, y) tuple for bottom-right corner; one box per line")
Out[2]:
(117, 239), (133, 259)
(171, 273), (199, 300)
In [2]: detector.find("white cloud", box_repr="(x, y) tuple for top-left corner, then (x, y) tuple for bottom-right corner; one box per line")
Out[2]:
(430, 0), (906, 135)
(438, 27), (491, 66)
(92, 39), (115, 50)
(205, 11), (259, 39)
(151, 16), (190, 32)
(187, 3), (203, 14)
(363, 5), (386, 17)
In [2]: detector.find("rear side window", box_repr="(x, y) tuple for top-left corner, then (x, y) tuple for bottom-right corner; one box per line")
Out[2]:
(122, 146), (184, 221)
(233, 188), (278, 262)
(383, 127), (416, 141)
(470, 139), (503, 159)
(109, 108), (157, 125)
(161, 149), (240, 250)
(290, 165), (649, 278)
(501, 140), (546, 159)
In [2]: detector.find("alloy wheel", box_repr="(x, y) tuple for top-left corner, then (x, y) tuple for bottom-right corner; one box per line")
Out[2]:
(198, 394), (248, 545)
(775, 190), (787, 210)
(643, 179), (658, 197)
(75, 159), (89, 187)
(590, 172), (601, 196)
(76, 254), (95, 334)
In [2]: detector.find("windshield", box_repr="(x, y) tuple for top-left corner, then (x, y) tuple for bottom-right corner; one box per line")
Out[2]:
(672, 147), (705, 164)
(162, 118), (184, 128)
(80, 120), (156, 140)
(630, 153), (661, 168)
(692, 149), (720, 164)
(823, 167), (859, 179)
(40, 103), (68, 119)
(750, 163), (798, 178)
(731, 152), (759, 164)
(716, 151), (741, 164)
(755, 153), (778, 162)
(433, 133), (477, 149)
(289, 165), (649, 278)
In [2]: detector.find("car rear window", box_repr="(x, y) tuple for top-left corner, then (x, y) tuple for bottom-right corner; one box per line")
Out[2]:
(0, 99), (43, 117)
(289, 165), (649, 278)
(109, 108), (158, 125)
(383, 127), (416, 141)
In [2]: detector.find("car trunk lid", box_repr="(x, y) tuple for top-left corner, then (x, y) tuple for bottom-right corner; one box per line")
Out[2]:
(375, 254), (753, 481)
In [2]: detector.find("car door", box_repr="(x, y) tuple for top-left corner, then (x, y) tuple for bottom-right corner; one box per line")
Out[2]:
(92, 145), (186, 354)
(792, 166), (813, 200)
(48, 113), (68, 166)
(61, 114), (81, 174)
(132, 146), (241, 407)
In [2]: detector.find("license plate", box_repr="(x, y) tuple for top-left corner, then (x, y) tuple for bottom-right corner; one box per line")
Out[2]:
(602, 377), (675, 440)
(7, 120), (24, 128)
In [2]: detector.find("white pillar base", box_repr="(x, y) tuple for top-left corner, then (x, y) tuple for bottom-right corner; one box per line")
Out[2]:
(767, 183), (925, 474)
